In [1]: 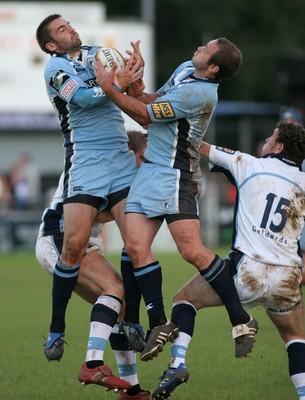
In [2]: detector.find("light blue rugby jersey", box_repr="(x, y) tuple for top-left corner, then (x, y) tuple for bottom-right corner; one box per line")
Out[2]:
(145, 61), (219, 172)
(44, 46), (127, 151)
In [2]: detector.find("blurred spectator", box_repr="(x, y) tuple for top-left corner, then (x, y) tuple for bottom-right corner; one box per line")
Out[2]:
(280, 106), (303, 125)
(0, 173), (12, 210)
(10, 153), (41, 210)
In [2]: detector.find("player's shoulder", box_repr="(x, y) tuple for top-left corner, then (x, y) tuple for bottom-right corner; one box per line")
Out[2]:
(213, 145), (238, 156)
(211, 146), (256, 167)
(81, 45), (100, 54)
(45, 53), (68, 71)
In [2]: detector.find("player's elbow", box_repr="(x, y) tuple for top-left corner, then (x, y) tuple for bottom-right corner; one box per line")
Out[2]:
(137, 114), (151, 127)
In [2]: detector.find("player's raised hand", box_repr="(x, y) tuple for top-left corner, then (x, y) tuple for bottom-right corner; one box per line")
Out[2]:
(94, 58), (115, 91)
(127, 77), (145, 99)
(116, 57), (143, 91)
(126, 40), (145, 69)
(95, 56), (143, 94)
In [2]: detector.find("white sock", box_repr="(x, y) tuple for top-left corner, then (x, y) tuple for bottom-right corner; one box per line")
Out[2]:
(169, 331), (191, 368)
(291, 373), (305, 400)
(111, 323), (139, 386)
(85, 295), (121, 362)
(114, 349), (138, 386)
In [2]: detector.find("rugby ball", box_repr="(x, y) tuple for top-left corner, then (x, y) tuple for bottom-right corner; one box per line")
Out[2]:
(95, 47), (126, 72)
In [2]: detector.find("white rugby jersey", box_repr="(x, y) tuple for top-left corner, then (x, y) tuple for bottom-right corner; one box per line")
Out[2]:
(209, 145), (305, 267)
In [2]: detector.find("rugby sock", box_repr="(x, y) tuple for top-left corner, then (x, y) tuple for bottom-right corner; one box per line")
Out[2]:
(134, 261), (167, 329)
(286, 339), (305, 399)
(50, 258), (79, 333)
(169, 301), (196, 368)
(200, 255), (249, 326)
(85, 295), (121, 366)
(121, 247), (141, 323)
(110, 323), (143, 394)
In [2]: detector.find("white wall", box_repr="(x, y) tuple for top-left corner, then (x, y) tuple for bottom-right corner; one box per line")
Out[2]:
(0, 2), (154, 173)
(0, 2), (154, 126)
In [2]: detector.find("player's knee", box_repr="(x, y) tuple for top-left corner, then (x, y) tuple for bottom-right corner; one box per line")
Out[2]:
(108, 274), (125, 300)
(124, 239), (144, 263)
(179, 246), (200, 266)
(173, 289), (185, 303)
(63, 237), (87, 263)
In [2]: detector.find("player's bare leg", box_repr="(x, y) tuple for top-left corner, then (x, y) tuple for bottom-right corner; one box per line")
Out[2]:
(169, 219), (258, 358)
(267, 305), (305, 399)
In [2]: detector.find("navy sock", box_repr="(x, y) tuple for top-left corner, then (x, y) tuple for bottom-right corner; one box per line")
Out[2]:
(200, 255), (249, 326)
(109, 326), (130, 351)
(121, 248), (141, 323)
(50, 258), (79, 332)
(126, 384), (142, 396)
(171, 302), (196, 337)
(134, 261), (167, 329)
(86, 360), (104, 369)
(287, 341), (305, 376)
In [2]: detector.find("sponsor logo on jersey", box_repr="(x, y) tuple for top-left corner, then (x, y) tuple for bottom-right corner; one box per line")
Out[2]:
(62, 79), (78, 98)
(215, 146), (235, 154)
(85, 77), (98, 88)
(151, 102), (175, 119)
(92, 87), (104, 97)
(73, 185), (84, 192)
(50, 70), (69, 91)
(72, 63), (86, 73)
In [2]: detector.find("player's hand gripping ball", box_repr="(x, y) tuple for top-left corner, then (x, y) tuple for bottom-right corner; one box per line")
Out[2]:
(95, 47), (126, 71)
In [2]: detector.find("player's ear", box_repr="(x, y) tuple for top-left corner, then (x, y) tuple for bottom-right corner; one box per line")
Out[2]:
(275, 141), (285, 154)
(208, 64), (219, 75)
(45, 41), (56, 53)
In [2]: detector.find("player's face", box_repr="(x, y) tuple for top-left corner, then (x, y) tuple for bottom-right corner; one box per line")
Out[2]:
(191, 40), (220, 70)
(261, 128), (282, 156)
(47, 17), (82, 55)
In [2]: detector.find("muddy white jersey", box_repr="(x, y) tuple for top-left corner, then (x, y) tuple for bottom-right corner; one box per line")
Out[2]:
(209, 145), (305, 267)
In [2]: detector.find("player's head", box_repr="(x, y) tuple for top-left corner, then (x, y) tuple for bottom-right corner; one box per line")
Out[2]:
(262, 121), (305, 166)
(127, 130), (148, 167)
(208, 37), (243, 80)
(36, 14), (82, 55)
(192, 37), (242, 80)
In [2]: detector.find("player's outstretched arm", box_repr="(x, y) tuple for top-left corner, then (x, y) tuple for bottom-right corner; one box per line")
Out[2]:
(95, 59), (151, 126)
(200, 141), (211, 160)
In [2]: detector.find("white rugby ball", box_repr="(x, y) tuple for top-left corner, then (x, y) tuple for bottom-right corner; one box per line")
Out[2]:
(95, 47), (126, 72)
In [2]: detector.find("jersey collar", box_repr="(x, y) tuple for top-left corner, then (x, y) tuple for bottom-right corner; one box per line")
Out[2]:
(263, 153), (300, 169)
(189, 74), (220, 84)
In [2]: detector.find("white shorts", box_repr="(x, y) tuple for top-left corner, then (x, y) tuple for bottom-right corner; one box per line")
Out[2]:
(232, 253), (302, 314)
(35, 230), (103, 276)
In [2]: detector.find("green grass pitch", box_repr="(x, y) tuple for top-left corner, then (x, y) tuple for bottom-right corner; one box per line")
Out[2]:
(0, 249), (297, 399)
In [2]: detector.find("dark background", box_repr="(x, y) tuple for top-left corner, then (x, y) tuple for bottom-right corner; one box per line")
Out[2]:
(104, 0), (305, 114)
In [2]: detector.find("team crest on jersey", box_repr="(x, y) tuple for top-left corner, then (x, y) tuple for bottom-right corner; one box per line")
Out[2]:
(215, 146), (236, 154)
(50, 70), (69, 91)
(151, 102), (175, 119)
(62, 79), (78, 99)
(72, 63), (86, 73)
